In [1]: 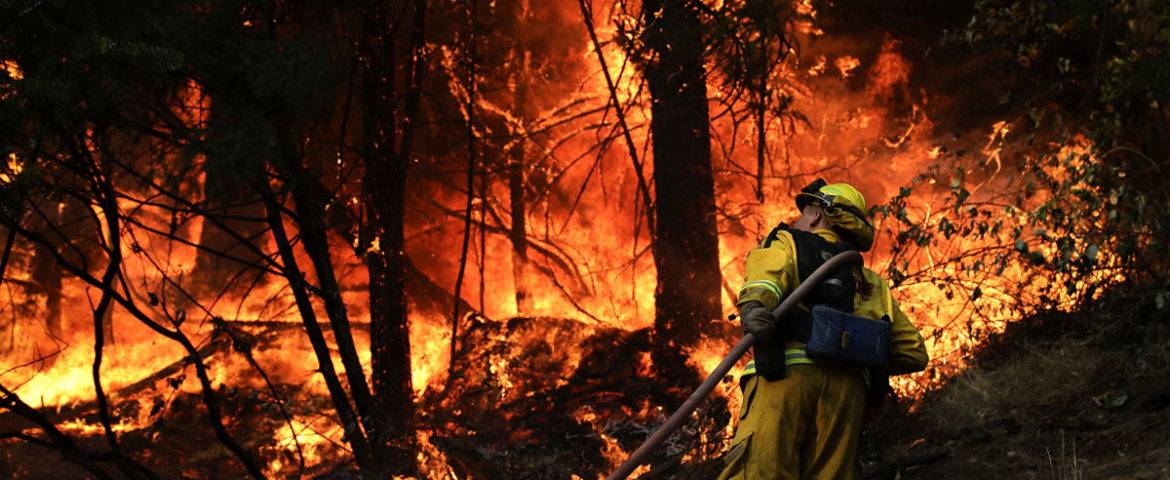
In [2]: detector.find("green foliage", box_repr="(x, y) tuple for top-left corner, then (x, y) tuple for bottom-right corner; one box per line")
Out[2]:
(1, 1), (194, 128)
(877, 138), (1164, 321)
(0, 0), (343, 185)
(962, 0), (1170, 148)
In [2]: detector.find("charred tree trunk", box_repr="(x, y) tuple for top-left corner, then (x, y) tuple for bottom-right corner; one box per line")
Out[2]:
(30, 199), (63, 340)
(508, 1), (534, 316)
(27, 193), (102, 345)
(641, 0), (722, 380)
(361, 0), (426, 473)
(0, 229), (13, 352)
(192, 104), (268, 292)
(451, 0), (480, 374)
(192, 48), (270, 297)
(268, 143), (396, 475)
(508, 131), (533, 316)
(259, 180), (374, 467)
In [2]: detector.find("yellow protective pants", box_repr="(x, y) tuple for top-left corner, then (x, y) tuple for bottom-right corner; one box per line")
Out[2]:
(718, 364), (866, 480)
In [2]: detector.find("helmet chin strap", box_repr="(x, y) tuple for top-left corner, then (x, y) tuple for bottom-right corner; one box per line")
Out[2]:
(793, 205), (828, 231)
(811, 212), (829, 229)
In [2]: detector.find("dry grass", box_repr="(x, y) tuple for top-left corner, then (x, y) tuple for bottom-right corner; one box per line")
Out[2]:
(872, 291), (1170, 479)
(1046, 430), (1083, 480)
(923, 343), (1104, 430)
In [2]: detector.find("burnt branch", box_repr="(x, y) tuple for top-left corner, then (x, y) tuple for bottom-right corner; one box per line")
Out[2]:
(212, 317), (307, 477)
(578, 0), (656, 235)
(0, 190), (269, 479)
(0, 228), (13, 289)
(451, 0), (481, 376)
(87, 157), (125, 457)
(0, 382), (160, 480)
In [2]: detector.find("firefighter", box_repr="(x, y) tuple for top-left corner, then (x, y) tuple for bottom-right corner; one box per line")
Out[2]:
(718, 179), (929, 480)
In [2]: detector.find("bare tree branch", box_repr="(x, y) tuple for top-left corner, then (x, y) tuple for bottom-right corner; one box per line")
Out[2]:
(577, 0), (656, 235)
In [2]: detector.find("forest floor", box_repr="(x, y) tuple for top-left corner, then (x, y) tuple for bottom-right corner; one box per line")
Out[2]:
(0, 315), (737, 479)
(4, 288), (1169, 479)
(856, 287), (1170, 479)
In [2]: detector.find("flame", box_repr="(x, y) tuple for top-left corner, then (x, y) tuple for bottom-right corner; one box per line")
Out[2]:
(416, 430), (458, 479)
(1, 59), (21, 80)
(808, 55), (828, 76)
(982, 119), (1012, 175)
(2, 152), (22, 183)
(265, 415), (347, 476)
(54, 417), (147, 436)
(869, 37), (911, 99)
(1, 59), (21, 102)
(834, 55), (860, 78)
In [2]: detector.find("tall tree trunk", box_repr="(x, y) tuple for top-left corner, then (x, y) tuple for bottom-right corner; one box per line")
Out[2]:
(260, 181), (373, 467)
(509, 132), (533, 316)
(0, 228), (14, 352)
(31, 198), (63, 343)
(509, 1), (534, 316)
(193, 102), (268, 293)
(362, 0), (426, 473)
(641, 0), (722, 379)
(451, 0), (480, 375)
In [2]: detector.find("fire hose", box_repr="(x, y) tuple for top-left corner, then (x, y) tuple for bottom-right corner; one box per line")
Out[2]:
(606, 250), (863, 480)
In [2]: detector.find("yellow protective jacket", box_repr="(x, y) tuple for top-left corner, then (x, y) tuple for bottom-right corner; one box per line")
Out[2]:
(720, 227), (928, 480)
(737, 227), (928, 375)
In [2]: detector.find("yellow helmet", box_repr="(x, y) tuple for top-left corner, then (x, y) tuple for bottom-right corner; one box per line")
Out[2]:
(795, 179), (875, 252)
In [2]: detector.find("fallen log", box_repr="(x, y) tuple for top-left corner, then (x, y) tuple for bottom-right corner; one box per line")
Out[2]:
(25, 255), (482, 428)
(111, 336), (231, 401)
(404, 257), (486, 321)
(223, 320), (371, 332)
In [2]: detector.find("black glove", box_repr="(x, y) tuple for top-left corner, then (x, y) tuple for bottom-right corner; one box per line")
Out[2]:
(739, 301), (777, 343)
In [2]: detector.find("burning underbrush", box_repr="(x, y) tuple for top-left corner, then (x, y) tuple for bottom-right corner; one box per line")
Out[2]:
(0, 313), (739, 479)
(424, 315), (739, 479)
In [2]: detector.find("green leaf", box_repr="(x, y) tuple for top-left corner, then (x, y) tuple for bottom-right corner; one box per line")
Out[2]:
(1106, 394), (1129, 409)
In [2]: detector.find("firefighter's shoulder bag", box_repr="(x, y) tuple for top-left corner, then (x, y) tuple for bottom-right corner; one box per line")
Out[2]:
(805, 305), (890, 368)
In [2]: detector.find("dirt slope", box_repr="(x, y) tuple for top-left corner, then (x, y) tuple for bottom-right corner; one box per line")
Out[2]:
(860, 288), (1170, 479)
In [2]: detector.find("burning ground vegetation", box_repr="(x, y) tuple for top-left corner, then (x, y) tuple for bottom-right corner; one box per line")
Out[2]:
(0, 308), (739, 479)
(0, 280), (748, 478)
(1, 0), (1170, 478)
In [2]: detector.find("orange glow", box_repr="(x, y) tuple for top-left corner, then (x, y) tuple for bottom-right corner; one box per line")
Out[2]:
(265, 416), (346, 476)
